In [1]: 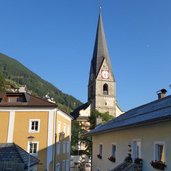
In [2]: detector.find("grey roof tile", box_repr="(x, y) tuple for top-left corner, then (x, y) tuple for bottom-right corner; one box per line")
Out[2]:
(87, 95), (171, 135)
(0, 143), (39, 168)
(89, 14), (115, 80)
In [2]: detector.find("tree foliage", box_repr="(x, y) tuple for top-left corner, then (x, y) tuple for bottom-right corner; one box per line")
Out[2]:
(71, 121), (92, 155)
(0, 72), (5, 92)
(89, 109), (114, 129)
(0, 53), (82, 112)
(71, 110), (114, 155)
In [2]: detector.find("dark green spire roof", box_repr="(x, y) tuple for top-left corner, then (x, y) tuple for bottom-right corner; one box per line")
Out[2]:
(90, 14), (114, 80)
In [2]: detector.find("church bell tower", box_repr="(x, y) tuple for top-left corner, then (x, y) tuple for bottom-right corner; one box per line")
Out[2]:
(88, 13), (118, 116)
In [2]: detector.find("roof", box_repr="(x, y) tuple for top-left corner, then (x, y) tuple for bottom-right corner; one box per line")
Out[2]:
(89, 14), (114, 80)
(0, 92), (57, 108)
(0, 143), (39, 168)
(71, 102), (90, 119)
(87, 95), (171, 136)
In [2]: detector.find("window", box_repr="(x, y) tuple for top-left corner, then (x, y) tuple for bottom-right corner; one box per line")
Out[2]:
(63, 141), (66, 154)
(132, 140), (141, 159)
(103, 84), (108, 95)
(28, 142), (39, 155)
(29, 119), (40, 133)
(67, 141), (70, 153)
(111, 144), (116, 158)
(56, 142), (60, 155)
(66, 160), (70, 171)
(56, 163), (60, 171)
(62, 160), (65, 171)
(8, 96), (24, 102)
(154, 142), (165, 162)
(99, 144), (102, 156)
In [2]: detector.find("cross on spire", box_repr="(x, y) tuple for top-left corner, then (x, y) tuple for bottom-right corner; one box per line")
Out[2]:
(99, 0), (102, 13)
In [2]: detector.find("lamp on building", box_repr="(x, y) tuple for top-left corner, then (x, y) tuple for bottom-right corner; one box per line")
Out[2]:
(27, 136), (35, 171)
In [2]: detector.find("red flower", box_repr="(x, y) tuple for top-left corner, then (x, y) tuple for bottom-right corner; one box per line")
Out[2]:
(97, 154), (102, 159)
(108, 156), (116, 162)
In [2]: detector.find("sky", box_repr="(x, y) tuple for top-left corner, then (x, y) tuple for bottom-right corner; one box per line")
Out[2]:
(0, 0), (171, 111)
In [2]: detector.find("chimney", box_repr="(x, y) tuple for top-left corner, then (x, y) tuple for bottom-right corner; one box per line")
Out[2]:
(157, 89), (167, 99)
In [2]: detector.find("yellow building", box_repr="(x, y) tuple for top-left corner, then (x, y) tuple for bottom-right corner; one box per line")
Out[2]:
(87, 89), (171, 171)
(0, 92), (72, 171)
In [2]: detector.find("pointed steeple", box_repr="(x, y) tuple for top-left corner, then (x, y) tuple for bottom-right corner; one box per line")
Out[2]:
(90, 13), (115, 80)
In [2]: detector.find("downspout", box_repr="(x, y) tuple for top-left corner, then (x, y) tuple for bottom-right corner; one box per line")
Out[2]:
(53, 108), (58, 171)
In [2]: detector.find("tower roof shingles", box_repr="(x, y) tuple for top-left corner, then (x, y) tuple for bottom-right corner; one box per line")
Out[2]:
(90, 14), (114, 80)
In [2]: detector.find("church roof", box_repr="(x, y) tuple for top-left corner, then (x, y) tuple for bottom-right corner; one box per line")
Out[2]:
(87, 95), (171, 136)
(90, 14), (114, 80)
(71, 102), (90, 120)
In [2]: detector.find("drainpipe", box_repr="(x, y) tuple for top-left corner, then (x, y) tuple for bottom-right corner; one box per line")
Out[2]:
(53, 108), (58, 171)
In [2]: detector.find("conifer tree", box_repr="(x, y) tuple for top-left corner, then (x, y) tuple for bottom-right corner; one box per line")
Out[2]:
(0, 72), (5, 92)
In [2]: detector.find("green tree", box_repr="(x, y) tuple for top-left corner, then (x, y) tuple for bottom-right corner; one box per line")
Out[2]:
(71, 122), (88, 155)
(71, 110), (114, 156)
(0, 72), (5, 92)
(89, 110), (114, 129)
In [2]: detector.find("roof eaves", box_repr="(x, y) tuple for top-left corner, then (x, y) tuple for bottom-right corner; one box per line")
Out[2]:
(86, 115), (171, 136)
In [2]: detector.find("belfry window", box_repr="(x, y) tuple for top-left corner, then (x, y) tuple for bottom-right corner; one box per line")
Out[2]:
(103, 84), (108, 95)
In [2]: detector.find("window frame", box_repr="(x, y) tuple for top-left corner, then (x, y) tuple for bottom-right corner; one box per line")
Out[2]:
(57, 141), (60, 155)
(63, 141), (66, 154)
(67, 141), (70, 153)
(62, 160), (65, 171)
(103, 83), (109, 95)
(99, 144), (103, 156)
(65, 160), (70, 171)
(111, 143), (117, 158)
(27, 141), (39, 156)
(132, 139), (141, 159)
(56, 163), (60, 171)
(29, 119), (40, 133)
(154, 141), (165, 162)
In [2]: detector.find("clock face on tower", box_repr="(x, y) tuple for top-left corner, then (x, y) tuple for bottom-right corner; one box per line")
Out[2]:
(101, 70), (109, 79)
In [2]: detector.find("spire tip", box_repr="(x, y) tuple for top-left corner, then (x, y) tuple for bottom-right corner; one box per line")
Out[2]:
(99, 0), (102, 13)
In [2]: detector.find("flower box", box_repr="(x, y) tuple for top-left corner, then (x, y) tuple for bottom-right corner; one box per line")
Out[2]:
(134, 158), (143, 164)
(108, 156), (116, 162)
(124, 154), (132, 163)
(150, 160), (167, 170)
(97, 154), (102, 159)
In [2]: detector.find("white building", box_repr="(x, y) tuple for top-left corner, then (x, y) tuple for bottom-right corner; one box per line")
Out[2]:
(87, 89), (171, 171)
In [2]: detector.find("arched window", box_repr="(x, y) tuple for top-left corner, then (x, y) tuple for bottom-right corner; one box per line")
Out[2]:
(103, 84), (108, 95)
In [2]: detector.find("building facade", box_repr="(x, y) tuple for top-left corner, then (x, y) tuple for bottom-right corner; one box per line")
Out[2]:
(87, 90), (171, 171)
(0, 92), (72, 171)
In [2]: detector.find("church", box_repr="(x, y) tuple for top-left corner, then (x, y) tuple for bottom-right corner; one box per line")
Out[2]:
(72, 13), (122, 124)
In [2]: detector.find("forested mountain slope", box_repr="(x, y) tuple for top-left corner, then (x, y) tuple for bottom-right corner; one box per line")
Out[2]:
(0, 53), (82, 112)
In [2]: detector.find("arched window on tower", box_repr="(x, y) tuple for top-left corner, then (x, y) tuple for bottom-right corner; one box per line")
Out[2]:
(103, 84), (108, 95)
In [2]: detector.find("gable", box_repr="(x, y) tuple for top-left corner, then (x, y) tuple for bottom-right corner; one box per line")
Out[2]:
(96, 58), (114, 82)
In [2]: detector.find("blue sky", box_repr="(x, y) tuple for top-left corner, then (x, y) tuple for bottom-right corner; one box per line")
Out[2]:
(0, 0), (171, 111)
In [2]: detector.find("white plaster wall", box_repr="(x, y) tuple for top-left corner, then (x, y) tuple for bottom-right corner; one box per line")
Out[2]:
(92, 121), (171, 171)
(80, 104), (91, 117)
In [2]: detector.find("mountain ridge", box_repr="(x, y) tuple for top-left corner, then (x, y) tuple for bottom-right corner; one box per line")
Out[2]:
(0, 53), (82, 113)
